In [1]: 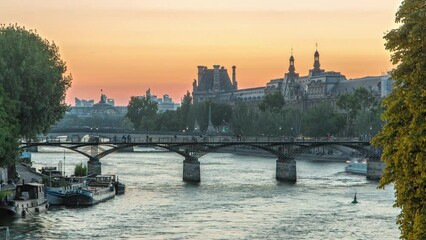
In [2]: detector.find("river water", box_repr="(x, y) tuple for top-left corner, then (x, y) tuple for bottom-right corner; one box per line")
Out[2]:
(1, 151), (399, 239)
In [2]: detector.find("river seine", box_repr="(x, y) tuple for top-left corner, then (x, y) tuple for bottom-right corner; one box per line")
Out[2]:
(2, 151), (399, 239)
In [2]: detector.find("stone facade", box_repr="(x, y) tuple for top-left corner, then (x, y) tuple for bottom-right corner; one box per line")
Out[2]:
(192, 49), (393, 108)
(192, 65), (238, 103)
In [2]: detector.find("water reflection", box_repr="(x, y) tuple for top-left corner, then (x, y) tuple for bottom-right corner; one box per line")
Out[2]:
(2, 152), (399, 239)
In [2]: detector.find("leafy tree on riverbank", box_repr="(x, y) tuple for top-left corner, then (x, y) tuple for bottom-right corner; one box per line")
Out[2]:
(372, 1), (426, 239)
(302, 102), (345, 137)
(0, 24), (72, 140)
(258, 92), (285, 113)
(337, 87), (382, 137)
(0, 86), (19, 167)
(74, 163), (87, 176)
(126, 96), (158, 130)
(0, 24), (71, 168)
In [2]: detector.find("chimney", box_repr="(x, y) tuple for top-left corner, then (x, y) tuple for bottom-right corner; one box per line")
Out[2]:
(213, 65), (220, 92)
(197, 65), (205, 83)
(232, 65), (237, 89)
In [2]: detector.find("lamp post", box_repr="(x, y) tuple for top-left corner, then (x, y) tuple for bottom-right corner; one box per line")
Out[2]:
(369, 126), (373, 140)
(279, 127), (282, 140)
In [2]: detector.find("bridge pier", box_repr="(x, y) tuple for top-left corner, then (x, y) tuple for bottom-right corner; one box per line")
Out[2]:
(87, 158), (102, 176)
(183, 157), (200, 183)
(366, 158), (385, 180)
(276, 158), (296, 183)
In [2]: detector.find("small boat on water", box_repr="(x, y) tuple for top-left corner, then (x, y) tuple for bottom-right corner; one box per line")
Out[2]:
(46, 177), (87, 205)
(0, 182), (49, 218)
(64, 175), (116, 206)
(345, 158), (367, 175)
(40, 167), (88, 205)
(110, 175), (125, 195)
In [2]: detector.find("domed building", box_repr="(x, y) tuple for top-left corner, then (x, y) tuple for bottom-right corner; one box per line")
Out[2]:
(52, 93), (127, 130)
(90, 94), (123, 117)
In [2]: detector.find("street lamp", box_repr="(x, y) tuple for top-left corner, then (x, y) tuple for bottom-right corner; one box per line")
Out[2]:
(279, 127), (282, 140)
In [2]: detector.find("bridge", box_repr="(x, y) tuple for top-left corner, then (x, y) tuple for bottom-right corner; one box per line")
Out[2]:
(21, 137), (384, 183)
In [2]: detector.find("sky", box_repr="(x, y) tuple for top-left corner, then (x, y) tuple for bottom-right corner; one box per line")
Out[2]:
(1, 0), (402, 106)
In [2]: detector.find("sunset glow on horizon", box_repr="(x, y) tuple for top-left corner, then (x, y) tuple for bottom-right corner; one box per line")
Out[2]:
(1, 0), (402, 105)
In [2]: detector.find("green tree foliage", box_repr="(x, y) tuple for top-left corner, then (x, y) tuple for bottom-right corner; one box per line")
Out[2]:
(74, 163), (87, 177)
(258, 92), (285, 113)
(179, 91), (192, 130)
(211, 102), (233, 127)
(0, 86), (19, 167)
(155, 110), (181, 131)
(230, 103), (256, 136)
(186, 101), (232, 132)
(126, 96), (158, 130)
(302, 102), (345, 137)
(372, 1), (426, 238)
(0, 24), (72, 140)
(337, 87), (381, 137)
(0, 25), (71, 167)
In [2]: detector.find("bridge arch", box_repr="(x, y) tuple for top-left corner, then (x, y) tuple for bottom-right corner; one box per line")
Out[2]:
(21, 141), (378, 163)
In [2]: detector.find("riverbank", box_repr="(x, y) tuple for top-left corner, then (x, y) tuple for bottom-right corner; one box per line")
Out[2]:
(218, 147), (350, 162)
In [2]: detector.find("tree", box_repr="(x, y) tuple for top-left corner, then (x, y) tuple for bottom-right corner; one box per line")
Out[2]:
(0, 25), (71, 168)
(302, 102), (345, 137)
(0, 24), (72, 140)
(179, 91), (192, 130)
(74, 163), (87, 176)
(0, 86), (19, 167)
(337, 87), (380, 137)
(155, 110), (180, 131)
(371, 1), (426, 239)
(258, 92), (285, 113)
(211, 102), (233, 127)
(126, 96), (158, 130)
(336, 93), (358, 136)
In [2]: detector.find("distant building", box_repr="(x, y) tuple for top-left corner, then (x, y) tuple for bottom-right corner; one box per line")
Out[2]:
(68, 94), (126, 118)
(191, 48), (393, 110)
(75, 98), (94, 107)
(192, 65), (238, 103)
(137, 89), (180, 113)
(107, 99), (115, 106)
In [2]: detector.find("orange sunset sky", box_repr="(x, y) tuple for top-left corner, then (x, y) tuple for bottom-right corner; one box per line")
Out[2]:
(1, 0), (402, 106)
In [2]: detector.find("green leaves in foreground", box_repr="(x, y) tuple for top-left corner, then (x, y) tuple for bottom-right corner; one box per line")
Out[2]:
(371, 1), (426, 239)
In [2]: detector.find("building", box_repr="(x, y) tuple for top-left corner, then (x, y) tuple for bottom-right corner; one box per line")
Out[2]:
(75, 98), (94, 107)
(138, 89), (180, 113)
(192, 65), (238, 103)
(192, 48), (393, 109)
(68, 93), (126, 119)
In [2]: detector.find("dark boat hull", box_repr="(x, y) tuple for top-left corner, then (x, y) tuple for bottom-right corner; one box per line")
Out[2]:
(64, 192), (95, 206)
(64, 188), (115, 206)
(114, 183), (126, 195)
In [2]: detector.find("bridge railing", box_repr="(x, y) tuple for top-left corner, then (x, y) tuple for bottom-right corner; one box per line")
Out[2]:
(27, 135), (364, 144)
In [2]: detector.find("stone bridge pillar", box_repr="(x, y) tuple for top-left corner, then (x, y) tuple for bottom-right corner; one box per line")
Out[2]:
(183, 157), (200, 183)
(366, 158), (385, 180)
(276, 158), (296, 183)
(87, 158), (102, 176)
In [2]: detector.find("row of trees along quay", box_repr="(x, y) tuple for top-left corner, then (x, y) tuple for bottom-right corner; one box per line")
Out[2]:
(126, 89), (382, 140)
(1, 0), (426, 236)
